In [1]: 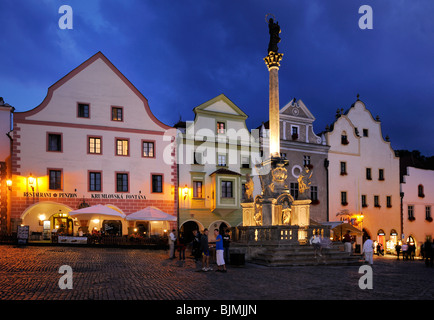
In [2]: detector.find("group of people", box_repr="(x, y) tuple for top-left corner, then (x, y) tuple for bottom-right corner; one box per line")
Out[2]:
(395, 242), (416, 260)
(168, 228), (231, 272)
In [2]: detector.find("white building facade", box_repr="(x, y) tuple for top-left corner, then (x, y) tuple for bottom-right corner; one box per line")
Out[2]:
(401, 166), (434, 255)
(10, 52), (177, 237)
(325, 98), (401, 252)
(176, 94), (260, 242)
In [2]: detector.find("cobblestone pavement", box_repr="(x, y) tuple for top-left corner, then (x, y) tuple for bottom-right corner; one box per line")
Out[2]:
(0, 245), (433, 301)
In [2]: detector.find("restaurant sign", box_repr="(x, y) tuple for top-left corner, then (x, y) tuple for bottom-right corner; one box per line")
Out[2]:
(23, 192), (146, 200)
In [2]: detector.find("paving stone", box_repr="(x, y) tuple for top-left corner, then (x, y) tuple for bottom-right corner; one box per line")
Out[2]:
(0, 245), (433, 300)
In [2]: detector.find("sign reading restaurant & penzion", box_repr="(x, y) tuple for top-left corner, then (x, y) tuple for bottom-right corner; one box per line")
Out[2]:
(23, 192), (147, 200)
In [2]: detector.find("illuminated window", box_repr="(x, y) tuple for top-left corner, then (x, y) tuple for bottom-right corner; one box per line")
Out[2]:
(116, 139), (129, 156)
(112, 107), (123, 121)
(217, 122), (225, 134)
(89, 137), (101, 154)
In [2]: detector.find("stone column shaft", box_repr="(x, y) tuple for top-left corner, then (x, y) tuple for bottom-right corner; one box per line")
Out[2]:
(264, 52), (283, 158)
(269, 67), (280, 157)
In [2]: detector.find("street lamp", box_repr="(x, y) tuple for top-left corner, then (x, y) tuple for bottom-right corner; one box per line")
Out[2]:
(28, 173), (35, 192)
(6, 179), (12, 191)
(183, 184), (189, 200)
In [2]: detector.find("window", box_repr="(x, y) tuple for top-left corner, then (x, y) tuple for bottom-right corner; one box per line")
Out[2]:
(116, 173), (128, 192)
(142, 141), (155, 158)
(112, 107), (123, 121)
(280, 152), (287, 158)
(217, 122), (225, 134)
(341, 191), (348, 206)
(379, 169), (384, 181)
(341, 133), (349, 145)
(366, 168), (372, 180)
(340, 162), (347, 175)
(88, 137), (101, 154)
(290, 183), (299, 200)
(374, 195), (380, 207)
(362, 195), (367, 207)
(193, 181), (203, 198)
(193, 152), (202, 165)
(48, 133), (62, 152)
(218, 154), (227, 166)
(116, 139), (129, 156)
(387, 196), (392, 208)
(291, 126), (299, 139)
(426, 206), (432, 221)
(49, 170), (62, 190)
(310, 186), (318, 202)
(408, 205), (415, 220)
(152, 174), (163, 193)
(418, 185), (425, 198)
(303, 155), (311, 166)
(78, 103), (90, 118)
(363, 129), (369, 137)
(89, 172), (101, 191)
(221, 181), (233, 198)
(241, 156), (250, 168)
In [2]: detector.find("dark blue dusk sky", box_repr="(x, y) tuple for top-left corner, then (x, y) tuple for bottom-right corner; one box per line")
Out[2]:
(1, 0), (433, 156)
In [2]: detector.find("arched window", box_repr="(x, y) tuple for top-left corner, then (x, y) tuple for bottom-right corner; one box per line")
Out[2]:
(418, 184), (425, 198)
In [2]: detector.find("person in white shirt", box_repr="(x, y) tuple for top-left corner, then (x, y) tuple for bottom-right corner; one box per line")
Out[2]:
(362, 235), (374, 265)
(169, 229), (176, 259)
(310, 233), (322, 257)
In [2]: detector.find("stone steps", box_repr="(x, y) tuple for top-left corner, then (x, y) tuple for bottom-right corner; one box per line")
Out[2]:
(250, 244), (363, 267)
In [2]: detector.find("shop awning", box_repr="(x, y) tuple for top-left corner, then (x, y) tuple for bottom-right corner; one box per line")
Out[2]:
(126, 206), (176, 221)
(331, 222), (363, 235)
(69, 204), (126, 220)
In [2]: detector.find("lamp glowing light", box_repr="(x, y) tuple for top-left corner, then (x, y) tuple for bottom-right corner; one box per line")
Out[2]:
(183, 185), (189, 200)
(92, 219), (100, 224)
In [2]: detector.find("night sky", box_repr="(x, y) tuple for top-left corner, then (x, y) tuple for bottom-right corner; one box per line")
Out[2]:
(1, 0), (433, 156)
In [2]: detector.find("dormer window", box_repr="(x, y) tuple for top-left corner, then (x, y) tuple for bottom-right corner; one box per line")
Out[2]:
(341, 131), (349, 145)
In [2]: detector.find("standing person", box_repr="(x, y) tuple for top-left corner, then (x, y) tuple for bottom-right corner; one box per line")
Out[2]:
(223, 229), (231, 265)
(177, 232), (186, 262)
(362, 235), (374, 265)
(309, 233), (322, 257)
(169, 229), (176, 259)
(401, 242), (409, 260)
(192, 229), (202, 262)
(214, 229), (227, 273)
(395, 243), (402, 260)
(200, 229), (212, 271)
(408, 242), (415, 260)
(343, 231), (352, 254)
